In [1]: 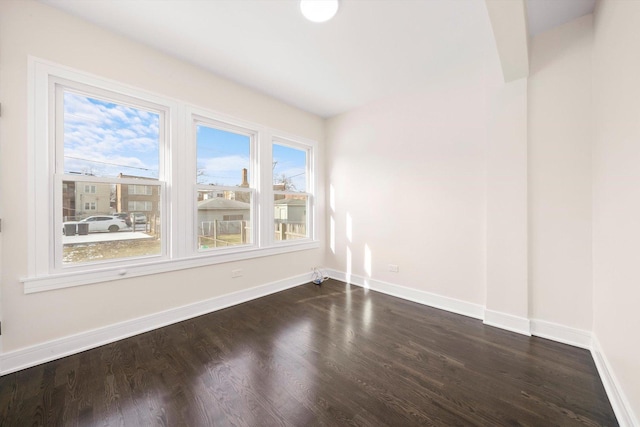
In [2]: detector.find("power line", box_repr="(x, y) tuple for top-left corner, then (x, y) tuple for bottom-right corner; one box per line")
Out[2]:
(64, 156), (155, 172)
(273, 171), (305, 182)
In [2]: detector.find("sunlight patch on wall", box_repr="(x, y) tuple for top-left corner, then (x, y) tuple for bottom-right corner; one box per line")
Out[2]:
(330, 216), (335, 254)
(329, 184), (335, 212)
(346, 246), (352, 283)
(364, 244), (372, 277)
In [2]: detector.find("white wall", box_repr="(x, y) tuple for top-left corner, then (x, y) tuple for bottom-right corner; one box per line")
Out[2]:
(528, 15), (593, 330)
(0, 0), (324, 351)
(592, 1), (640, 422)
(485, 77), (529, 331)
(325, 74), (488, 306)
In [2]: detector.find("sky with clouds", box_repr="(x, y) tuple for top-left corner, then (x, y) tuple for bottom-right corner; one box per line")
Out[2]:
(64, 91), (307, 191)
(273, 143), (307, 192)
(63, 92), (159, 179)
(197, 126), (307, 191)
(196, 125), (250, 186)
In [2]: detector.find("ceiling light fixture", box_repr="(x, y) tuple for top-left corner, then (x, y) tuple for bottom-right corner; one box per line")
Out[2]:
(300, 0), (339, 23)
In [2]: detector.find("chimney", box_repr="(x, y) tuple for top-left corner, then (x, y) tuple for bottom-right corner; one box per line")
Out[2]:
(240, 168), (249, 187)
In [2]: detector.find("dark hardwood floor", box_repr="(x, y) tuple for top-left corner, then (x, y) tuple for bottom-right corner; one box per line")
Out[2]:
(0, 279), (617, 426)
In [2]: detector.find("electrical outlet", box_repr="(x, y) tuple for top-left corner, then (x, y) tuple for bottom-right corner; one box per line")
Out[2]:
(231, 269), (243, 278)
(389, 264), (399, 273)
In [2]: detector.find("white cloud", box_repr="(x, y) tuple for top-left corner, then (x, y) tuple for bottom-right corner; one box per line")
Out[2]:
(198, 155), (250, 185)
(116, 128), (137, 139)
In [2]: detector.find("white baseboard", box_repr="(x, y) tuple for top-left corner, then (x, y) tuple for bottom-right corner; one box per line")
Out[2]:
(483, 309), (531, 336)
(325, 269), (485, 320)
(1, 272), (311, 376)
(530, 319), (591, 349)
(591, 336), (638, 427)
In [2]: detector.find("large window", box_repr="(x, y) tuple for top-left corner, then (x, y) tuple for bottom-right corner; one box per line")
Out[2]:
(25, 59), (318, 292)
(273, 141), (312, 241)
(57, 87), (164, 266)
(195, 120), (255, 251)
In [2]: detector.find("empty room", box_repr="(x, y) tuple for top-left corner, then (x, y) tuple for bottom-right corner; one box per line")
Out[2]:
(0, 0), (638, 425)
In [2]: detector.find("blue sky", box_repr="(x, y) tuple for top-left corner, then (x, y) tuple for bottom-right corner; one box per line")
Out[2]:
(64, 92), (307, 190)
(196, 125), (250, 186)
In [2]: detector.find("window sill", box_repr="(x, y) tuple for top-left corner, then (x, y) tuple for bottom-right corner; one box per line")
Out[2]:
(21, 240), (320, 294)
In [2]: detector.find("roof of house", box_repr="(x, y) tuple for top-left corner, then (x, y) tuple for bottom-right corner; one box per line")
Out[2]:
(198, 198), (250, 210)
(274, 198), (306, 206)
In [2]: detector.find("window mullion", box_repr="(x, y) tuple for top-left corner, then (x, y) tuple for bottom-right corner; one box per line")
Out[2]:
(260, 130), (274, 247)
(171, 102), (188, 259)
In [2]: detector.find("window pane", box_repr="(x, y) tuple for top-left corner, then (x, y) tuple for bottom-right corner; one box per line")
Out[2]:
(127, 201), (153, 211)
(62, 180), (161, 264)
(196, 125), (251, 186)
(273, 143), (307, 193)
(197, 189), (251, 250)
(128, 184), (153, 195)
(274, 195), (308, 241)
(63, 91), (160, 179)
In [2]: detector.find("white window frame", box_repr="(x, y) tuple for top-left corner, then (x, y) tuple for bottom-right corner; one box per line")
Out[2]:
(84, 202), (96, 211)
(51, 78), (169, 272)
(271, 137), (315, 244)
(189, 113), (259, 255)
(23, 58), (319, 294)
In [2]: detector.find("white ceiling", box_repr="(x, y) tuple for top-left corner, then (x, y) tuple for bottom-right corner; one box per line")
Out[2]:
(40, 0), (596, 118)
(526, 0), (596, 37)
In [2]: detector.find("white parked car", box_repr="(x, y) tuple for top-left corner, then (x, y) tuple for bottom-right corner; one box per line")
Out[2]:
(63, 216), (129, 234)
(132, 213), (147, 224)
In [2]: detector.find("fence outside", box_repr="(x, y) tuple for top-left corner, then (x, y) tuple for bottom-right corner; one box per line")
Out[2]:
(274, 220), (306, 241)
(200, 220), (250, 248)
(198, 219), (306, 248)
